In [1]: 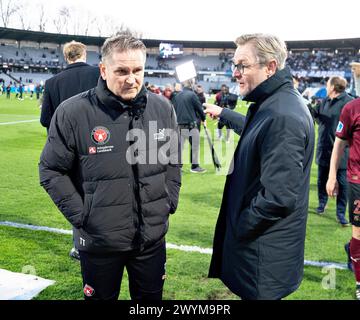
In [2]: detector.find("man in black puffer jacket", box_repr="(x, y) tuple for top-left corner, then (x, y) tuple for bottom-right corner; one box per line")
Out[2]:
(39, 33), (181, 300)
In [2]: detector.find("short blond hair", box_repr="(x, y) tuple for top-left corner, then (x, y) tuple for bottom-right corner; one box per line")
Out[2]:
(63, 41), (86, 62)
(235, 33), (288, 70)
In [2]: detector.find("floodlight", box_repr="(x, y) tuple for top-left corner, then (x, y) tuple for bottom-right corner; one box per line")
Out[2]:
(175, 60), (196, 83)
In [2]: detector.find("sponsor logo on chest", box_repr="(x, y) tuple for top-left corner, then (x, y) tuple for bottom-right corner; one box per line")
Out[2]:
(89, 126), (114, 154)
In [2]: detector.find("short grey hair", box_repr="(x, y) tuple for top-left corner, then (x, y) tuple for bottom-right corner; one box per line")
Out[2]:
(101, 31), (147, 63)
(235, 33), (288, 70)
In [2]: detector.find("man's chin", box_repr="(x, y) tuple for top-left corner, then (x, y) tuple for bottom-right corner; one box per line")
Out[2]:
(120, 92), (138, 100)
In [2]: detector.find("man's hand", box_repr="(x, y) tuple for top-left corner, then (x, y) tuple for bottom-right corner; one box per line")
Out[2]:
(326, 178), (339, 197)
(203, 103), (223, 120)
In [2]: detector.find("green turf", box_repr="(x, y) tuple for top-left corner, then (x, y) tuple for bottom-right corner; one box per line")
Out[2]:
(0, 93), (356, 300)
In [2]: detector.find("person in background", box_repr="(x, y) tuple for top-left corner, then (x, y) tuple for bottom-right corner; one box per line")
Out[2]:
(40, 40), (100, 131)
(327, 97), (360, 300)
(214, 84), (238, 142)
(163, 83), (173, 100)
(170, 83), (182, 104)
(194, 84), (206, 131)
(349, 61), (360, 98)
(195, 84), (206, 105)
(173, 79), (207, 173)
(6, 83), (11, 99)
(312, 76), (353, 226)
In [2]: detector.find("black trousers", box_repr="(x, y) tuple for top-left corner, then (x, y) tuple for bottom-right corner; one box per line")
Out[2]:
(317, 165), (347, 222)
(79, 238), (166, 300)
(179, 124), (200, 168)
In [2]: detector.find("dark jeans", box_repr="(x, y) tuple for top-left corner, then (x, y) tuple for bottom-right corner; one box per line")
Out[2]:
(179, 124), (200, 169)
(79, 238), (166, 300)
(317, 165), (348, 222)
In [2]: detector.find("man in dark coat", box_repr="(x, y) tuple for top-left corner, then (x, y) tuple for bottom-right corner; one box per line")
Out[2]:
(173, 79), (207, 173)
(39, 33), (181, 300)
(214, 84), (238, 142)
(40, 40), (100, 131)
(204, 33), (315, 300)
(312, 76), (353, 225)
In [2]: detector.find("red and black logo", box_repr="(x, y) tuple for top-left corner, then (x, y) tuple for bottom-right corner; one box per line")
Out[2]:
(83, 284), (95, 297)
(91, 126), (110, 145)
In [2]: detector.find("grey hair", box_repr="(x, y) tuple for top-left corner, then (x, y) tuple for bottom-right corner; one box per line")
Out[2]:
(101, 31), (147, 63)
(235, 33), (288, 70)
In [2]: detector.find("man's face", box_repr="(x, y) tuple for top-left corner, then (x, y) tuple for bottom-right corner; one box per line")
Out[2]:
(351, 64), (360, 77)
(232, 43), (269, 97)
(100, 49), (145, 100)
(326, 80), (333, 96)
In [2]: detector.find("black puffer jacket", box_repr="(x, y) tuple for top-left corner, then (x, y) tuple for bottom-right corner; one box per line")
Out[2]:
(39, 78), (181, 253)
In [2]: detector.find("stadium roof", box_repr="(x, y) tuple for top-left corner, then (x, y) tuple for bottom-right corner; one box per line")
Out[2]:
(1, 27), (360, 50)
(0, 27), (236, 49)
(0, 27), (105, 46)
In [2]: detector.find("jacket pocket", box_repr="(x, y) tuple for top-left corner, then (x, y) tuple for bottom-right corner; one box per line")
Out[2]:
(82, 193), (94, 227)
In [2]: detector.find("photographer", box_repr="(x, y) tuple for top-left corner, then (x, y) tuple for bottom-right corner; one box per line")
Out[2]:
(215, 84), (238, 142)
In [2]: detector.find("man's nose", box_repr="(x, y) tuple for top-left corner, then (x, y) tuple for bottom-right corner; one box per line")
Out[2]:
(232, 68), (242, 78)
(126, 73), (136, 84)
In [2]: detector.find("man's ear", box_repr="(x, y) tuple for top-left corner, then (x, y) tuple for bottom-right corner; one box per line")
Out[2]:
(267, 60), (277, 77)
(99, 62), (106, 80)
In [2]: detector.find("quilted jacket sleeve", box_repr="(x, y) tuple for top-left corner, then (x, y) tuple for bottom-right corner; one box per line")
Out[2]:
(39, 106), (84, 228)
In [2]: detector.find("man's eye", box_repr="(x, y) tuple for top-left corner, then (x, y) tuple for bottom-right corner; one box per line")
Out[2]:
(116, 70), (128, 75)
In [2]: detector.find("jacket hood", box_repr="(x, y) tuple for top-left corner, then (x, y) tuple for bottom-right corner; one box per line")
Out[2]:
(243, 66), (293, 104)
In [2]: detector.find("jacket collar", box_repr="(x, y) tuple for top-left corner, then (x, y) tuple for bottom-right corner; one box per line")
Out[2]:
(95, 77), (148, 113)
(330, 91), (347, 102)
(65, 62), (89, 70)
(243, 66), (293, 104)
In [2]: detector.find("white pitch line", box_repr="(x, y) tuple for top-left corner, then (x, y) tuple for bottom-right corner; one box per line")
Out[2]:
(0, 220), (349, 270)
(0, 221), (72, 235)
(0, 119), (38, 125)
